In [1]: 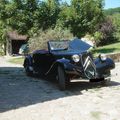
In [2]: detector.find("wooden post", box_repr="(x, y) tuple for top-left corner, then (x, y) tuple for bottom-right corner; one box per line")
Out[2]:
(6, 38), (12, 56)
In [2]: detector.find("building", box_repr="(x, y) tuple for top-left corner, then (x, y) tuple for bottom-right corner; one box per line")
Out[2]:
(6, 31), (28, 55)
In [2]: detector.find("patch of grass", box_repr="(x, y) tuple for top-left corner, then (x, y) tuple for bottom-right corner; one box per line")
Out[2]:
(91, 111), (102, 119)
(92, 42), (120, 56)
(8, 57), (24, 65)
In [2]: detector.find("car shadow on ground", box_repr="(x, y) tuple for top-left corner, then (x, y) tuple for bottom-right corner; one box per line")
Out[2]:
(0, 67), (120, 113)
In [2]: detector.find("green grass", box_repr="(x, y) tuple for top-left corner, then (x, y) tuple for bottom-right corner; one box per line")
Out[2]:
(92, 42), (120, 56)
(8, 57), (24, 65)
(91, 111), (102, 119)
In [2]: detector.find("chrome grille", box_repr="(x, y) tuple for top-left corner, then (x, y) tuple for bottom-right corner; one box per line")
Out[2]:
(80, 52), (96, 79)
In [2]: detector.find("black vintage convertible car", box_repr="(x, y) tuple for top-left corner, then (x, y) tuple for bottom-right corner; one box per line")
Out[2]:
(24, 39), (115, 90)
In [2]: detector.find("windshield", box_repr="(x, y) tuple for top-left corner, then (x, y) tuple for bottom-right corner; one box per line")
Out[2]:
(49, 40), (69, 51)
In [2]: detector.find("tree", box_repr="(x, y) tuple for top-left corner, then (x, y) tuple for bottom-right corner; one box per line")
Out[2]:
(0, 0), (40, 35)
(36, 0), (60, 30)
(7, 0), (39, 34)
(59, 0), (104, 37)
(0, 0), (9, 45)
(99, 17), (115, 45)
(111, 13), (120, 41)
(0, 0), (40, 54)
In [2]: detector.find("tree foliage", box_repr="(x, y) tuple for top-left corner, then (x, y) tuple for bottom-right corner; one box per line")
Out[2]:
(99, 17), (115, 45)
(1, 0), (119, 51)
(93, 31), (103, 46)
(111, 13), (120, 41)
(0, 0), (104, 37)
(37, 0), (60, 30)
(59, 0), (104, 37)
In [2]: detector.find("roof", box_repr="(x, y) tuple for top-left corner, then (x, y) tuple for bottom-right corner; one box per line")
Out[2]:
(7, 31), (28, 41)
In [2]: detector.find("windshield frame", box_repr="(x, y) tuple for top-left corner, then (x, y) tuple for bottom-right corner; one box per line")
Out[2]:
(48, 40), (70, 51)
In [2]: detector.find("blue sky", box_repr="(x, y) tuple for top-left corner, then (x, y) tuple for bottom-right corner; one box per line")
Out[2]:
(105, 0), (120, 9)
(62, 0), (120, 9)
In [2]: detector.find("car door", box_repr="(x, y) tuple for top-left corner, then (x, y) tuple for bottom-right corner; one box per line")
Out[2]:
(33, 51), (54, 74)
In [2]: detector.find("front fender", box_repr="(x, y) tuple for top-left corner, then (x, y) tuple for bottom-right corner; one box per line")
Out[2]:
(56, 58), (74, 71)
(94, 57), (115, 75)
(45, 58), (77, 76)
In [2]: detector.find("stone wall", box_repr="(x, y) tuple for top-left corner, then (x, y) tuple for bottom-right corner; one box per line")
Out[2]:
(106, 52), (120, 62)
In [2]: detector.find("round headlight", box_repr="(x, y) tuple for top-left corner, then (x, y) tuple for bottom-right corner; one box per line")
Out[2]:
(99, 54), (107, 61)
(72, 54), (80, 63)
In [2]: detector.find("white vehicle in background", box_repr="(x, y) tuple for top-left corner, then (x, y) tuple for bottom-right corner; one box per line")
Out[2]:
(19, 44), (29, 55)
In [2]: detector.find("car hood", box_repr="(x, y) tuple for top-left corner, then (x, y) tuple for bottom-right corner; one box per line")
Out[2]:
(51, 49), (86, 56)
(69, 38), (92, 51)
(51, 39), (92, 56)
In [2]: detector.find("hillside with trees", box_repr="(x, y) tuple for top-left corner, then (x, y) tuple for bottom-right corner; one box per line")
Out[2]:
(104, 7), (120, 15)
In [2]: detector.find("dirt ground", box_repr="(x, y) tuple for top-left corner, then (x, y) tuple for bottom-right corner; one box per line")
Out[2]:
(0, 56), (120, 120)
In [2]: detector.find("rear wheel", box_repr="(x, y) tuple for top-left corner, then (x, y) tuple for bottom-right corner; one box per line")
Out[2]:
(24, 60), (33, 76)
(58, 65), (69, 90)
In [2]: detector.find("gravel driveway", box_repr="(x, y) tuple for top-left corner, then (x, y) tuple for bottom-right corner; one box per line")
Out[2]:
(0, 56), (120, 120)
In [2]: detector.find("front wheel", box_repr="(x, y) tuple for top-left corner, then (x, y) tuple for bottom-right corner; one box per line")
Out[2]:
(58, 65), (69, 90)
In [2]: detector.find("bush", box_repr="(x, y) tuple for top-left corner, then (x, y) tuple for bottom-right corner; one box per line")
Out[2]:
(93, 31), (103, 47)
(112, 13), (120, 42)
(99, 17), (115, 45)
(28, 28), (73, 52)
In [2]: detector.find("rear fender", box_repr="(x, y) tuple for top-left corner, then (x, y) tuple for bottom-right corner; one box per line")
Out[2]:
(24, 55), (33, 67)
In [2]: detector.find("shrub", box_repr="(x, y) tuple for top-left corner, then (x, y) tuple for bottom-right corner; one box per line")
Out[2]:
(99, 17), (115, 45)
(112, 13), (120, 42)
(28, 28), (73, 52)
(93, 31), (103, 47)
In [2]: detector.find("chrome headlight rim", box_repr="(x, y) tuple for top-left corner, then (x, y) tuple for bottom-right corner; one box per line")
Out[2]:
(99, 54), (107, 61)
(72, 54), (80, 63)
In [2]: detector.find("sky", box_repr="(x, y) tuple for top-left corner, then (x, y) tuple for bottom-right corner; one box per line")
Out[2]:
(105, 0), (120, 9)
(62, 0), (120, 9)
